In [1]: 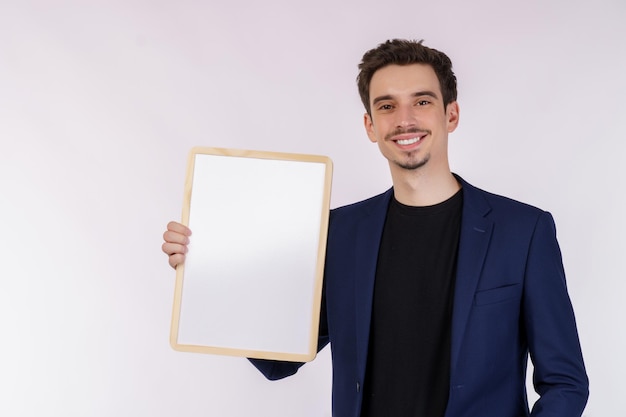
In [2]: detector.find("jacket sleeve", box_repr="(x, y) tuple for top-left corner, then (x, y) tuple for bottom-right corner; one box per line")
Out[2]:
(249, 282), (330, 380)
(524, 212), (589, 415)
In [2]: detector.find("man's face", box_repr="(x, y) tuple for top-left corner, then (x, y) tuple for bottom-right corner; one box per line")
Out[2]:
(364, 64), (459, 174)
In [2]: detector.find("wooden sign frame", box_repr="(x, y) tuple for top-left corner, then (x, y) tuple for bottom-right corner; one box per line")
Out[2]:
(170, 147), (333, 362)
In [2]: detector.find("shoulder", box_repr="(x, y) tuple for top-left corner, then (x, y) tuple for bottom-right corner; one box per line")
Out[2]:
(459, 175), (549, 220)
(325, 189), (392, 238)
(330, 188), (393, 219)
(457, 175), (560, 240)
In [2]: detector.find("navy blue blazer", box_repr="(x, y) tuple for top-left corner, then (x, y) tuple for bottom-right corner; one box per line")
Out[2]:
(252, 176), (588, 417)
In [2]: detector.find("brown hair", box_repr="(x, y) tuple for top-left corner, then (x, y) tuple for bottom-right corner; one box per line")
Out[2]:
(357, 39), (457, 115)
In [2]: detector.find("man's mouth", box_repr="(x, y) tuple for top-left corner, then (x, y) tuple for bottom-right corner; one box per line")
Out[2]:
(386, 128), (431, 146)
(396, 137), (421, 146)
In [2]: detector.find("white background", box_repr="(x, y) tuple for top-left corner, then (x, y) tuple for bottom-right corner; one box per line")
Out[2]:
(1, 1), (624, 416)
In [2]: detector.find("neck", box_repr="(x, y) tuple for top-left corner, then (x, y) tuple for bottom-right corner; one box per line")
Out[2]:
(390, 165), (460, 207)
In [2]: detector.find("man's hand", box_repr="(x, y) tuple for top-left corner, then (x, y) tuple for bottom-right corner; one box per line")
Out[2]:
(162, 221), (192, 269)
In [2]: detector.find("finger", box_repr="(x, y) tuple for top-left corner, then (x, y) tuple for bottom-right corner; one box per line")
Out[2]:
(162, 242), (188, 256)
(167, 221), (192, 236)
(168, 253), (186, 269)
(163, 230), (190, 245)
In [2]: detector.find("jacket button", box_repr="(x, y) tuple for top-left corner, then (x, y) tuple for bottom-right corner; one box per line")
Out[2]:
(356, 382), (360, 392)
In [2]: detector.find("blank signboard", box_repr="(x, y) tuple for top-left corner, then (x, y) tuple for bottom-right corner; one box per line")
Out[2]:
(170, 147), (333, 362)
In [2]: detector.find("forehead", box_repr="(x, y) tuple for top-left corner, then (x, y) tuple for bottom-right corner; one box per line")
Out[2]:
(369, 64), (441, 101)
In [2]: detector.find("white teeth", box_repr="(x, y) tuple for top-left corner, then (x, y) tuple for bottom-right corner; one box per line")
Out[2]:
(397, 137), (419, 145)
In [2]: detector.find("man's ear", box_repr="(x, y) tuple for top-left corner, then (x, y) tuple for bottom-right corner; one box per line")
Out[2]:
(364, 112), (377, 143)
(446, 101), (460, 133)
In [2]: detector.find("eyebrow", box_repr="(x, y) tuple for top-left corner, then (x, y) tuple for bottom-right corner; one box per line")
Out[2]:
(372, 90), (439, 106)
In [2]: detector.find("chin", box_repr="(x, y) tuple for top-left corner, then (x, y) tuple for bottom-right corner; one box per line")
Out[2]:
(396, 155), (430, 171)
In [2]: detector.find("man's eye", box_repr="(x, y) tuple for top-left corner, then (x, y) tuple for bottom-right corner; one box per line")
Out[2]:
(417, 100), (430, 106)
(379, 104), (393, 110)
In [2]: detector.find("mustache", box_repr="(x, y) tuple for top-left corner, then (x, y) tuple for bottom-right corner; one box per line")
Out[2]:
(384, 127), (431, 141)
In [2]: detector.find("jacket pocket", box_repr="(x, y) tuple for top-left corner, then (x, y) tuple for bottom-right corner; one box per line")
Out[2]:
(474, 283), (521, 306)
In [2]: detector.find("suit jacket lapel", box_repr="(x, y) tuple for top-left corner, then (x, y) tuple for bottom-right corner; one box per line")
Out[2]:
(353, 189), (393, 382)
(451, 177), (494, 371)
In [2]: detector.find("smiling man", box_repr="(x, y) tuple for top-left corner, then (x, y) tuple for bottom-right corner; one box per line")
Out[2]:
(162, 39), (589, 416)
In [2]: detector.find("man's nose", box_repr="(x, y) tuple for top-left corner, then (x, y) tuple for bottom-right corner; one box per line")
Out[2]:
(395, 104), (417, 128)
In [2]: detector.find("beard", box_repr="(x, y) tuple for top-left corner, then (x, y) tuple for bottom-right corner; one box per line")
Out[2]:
(393, 152), (430, 170)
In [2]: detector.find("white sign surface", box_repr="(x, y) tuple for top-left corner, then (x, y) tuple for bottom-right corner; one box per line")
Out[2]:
(170, 147), (332, 362)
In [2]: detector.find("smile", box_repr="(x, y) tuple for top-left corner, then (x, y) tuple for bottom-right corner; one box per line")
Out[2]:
(386, 128), (430, 147)
(396, 137), (420, 146)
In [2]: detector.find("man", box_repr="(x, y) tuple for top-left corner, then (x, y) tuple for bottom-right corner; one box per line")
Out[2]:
(162, 39), (589, 416)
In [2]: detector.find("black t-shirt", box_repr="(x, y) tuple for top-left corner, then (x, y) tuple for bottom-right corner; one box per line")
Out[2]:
(361, 189), (463, 417)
